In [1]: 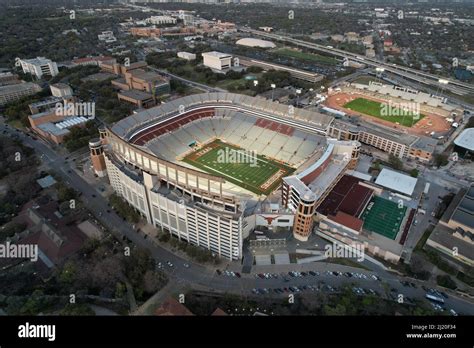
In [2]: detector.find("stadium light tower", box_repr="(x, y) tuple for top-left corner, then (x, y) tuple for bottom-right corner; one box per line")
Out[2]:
(437, 78), (449, 98)
(296, 88), (302, 108)
(375, 67), (385, 83)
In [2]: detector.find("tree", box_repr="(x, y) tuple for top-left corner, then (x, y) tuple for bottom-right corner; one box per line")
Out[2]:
(0, 222), (26, 242)
(109, 194), (141, 223)
(410, 168), (419, 178)
(58, 261), (77, 285)
(388, 154), (404, 170)
(57, 184), (78, 202)
(323, 304), (347, 315)
(143, 270), (166, 294)
(433, 154), (449, 167)
(436, 275), (457, 290)
(59, 303), (95, 316)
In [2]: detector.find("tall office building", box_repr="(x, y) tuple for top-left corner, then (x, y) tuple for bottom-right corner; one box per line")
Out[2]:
(20, 57), (58, 78)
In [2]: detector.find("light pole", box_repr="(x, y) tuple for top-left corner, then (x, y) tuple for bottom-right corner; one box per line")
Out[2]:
(270, 83), (276, 101)
(438, 78), (449, 99)
(296, 88), (302, 108)
(375, 67), (385, 84)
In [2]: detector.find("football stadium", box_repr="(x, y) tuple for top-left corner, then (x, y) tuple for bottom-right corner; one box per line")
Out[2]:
(97, 92), (364, 259)
(90, 91), (422, 262)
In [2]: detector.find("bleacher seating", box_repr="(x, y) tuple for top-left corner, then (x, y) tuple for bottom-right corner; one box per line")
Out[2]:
(132, 106), (322, 167)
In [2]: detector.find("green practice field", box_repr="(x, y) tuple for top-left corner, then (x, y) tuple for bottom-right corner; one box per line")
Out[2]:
(361, 196), (407, 240)
(344, 97), (424, 127)
(182, 139), (294, 195)
(273, 48), (338, 65)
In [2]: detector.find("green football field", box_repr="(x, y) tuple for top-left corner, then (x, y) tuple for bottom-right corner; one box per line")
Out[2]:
(361, 196), (407, 240)
(183, 139), (294, 195)
(344, 98), (424, 127)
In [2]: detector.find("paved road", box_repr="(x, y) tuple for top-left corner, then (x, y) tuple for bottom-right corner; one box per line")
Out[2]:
(1, 121), (472, 315)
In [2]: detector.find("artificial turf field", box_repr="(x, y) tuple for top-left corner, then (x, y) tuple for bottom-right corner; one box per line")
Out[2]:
(182, 139), (294, 195)
(344, 97), (424, 127)
(361, 196), (407, 240)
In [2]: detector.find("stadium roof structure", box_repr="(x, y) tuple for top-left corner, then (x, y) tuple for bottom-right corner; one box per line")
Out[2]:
(454, 128), (474, 152)
(375, 168), (418, 197)
(236, 38), (276, 48)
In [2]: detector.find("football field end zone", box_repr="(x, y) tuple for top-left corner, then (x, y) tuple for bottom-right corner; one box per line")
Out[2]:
(182, 139), (295, 195)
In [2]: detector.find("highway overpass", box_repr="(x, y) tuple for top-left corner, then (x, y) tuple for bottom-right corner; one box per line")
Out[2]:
(240, 27), (474, 96)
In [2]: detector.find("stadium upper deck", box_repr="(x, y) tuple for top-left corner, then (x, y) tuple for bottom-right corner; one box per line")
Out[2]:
(111, 93), (335, 141)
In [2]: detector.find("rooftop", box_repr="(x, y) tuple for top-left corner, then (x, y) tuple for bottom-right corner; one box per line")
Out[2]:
(29, 96), (62, 109)
(118, 89), (154, 101)
(428, 223), (474, 262)
(202, 51), (232, 58)
(50, 83), (71, 90)
(328, 211), (364, 232)
(0, 82), (41, 96)
(21, 56), (54, 65)
(129, 69), (166, 82)
(449, 185), (474, 231)
(36, 175), (57, 189)
(375, 168), (418, 197)
(236, 38), (276, 48)
(37, 122), (70, 136)
(454, 128), (474, 151)
(155, 297), (194, 316)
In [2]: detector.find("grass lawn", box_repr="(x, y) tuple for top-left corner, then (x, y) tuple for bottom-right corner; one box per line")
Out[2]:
(344, 97), (424, 127)
(216, 78), (248, 90)
(183, 139), (294, 195)
(273, 48), (338, 65)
